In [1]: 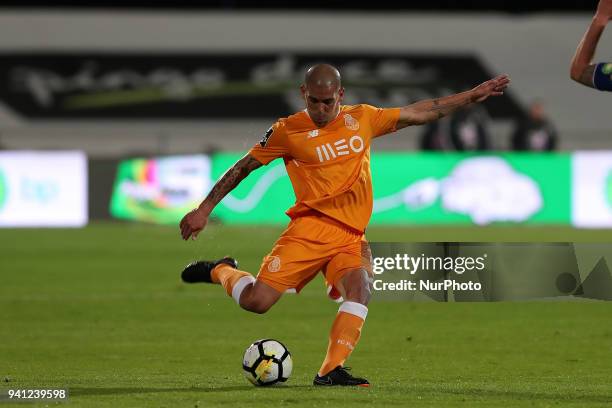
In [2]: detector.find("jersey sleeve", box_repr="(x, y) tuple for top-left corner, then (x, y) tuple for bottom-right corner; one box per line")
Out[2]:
(248, 121), (290, 165)
(593, 63), (612, 91)
(362, 104), (401, 138)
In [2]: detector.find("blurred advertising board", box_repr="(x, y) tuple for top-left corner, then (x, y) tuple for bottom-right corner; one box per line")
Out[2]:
(109, 155), (211, 224)
(572, 152), (612, 228)
(110, 153), (570, 226)
(0, 151), (87, 227)
(0, 53), (522, 119)
(215, 153), (569, 226)
(371, 153), (569, 225)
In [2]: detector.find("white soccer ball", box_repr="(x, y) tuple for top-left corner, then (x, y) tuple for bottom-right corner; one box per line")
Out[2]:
(242, 339), (292, 386)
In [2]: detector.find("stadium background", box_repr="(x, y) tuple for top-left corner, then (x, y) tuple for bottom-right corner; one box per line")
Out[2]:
(1, 2), (611, 407)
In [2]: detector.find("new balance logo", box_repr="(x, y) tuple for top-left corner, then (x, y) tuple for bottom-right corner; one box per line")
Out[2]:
(315, 135), (364, 162)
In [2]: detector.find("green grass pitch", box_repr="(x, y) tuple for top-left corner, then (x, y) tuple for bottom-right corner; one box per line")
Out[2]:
(1, 223), (612, 407)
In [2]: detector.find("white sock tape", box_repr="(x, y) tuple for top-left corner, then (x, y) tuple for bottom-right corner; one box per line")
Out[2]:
(338, 301), (368, 320)
(232, 275), (255, 304)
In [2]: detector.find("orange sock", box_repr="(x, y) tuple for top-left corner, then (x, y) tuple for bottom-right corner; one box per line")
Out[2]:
(211, 264), (255, 304)
(318, 301), (368, 376)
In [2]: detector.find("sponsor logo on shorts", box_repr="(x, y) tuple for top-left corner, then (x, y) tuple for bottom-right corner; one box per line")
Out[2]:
(268, 255), (281, 272)
(344, 114), (359, 131)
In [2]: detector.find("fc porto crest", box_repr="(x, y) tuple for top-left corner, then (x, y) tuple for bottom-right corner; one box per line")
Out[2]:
(344, 114), (359, 131)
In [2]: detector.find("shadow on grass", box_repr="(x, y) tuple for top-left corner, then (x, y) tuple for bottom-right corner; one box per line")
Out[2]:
(71, 385), (313, 397)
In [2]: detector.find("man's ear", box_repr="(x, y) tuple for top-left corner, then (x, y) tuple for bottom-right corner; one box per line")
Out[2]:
(300, 84), (307, 99)
(338, 87), (345, 102)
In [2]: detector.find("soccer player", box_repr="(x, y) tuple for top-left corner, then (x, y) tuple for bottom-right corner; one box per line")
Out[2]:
(570, 0), (612, 90)
(179, 64), (509, 386)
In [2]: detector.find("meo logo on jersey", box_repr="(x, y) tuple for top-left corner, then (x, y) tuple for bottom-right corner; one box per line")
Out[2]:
(315, 135), (364, 162)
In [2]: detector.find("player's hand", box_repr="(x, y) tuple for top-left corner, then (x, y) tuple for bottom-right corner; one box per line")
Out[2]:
(595, 0), (612, 21)
(179, 208), (209, 240)
(470, 74), (510, 103)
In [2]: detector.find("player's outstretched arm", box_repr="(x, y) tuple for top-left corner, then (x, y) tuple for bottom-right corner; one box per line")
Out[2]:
(179, 154), (262, 240)
(396, 74), (510, 129)
(570, 0), (612, 89)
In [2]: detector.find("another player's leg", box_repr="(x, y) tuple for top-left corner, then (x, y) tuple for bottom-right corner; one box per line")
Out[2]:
(314, 267), (371, 387)
(181, 258), (282, 314)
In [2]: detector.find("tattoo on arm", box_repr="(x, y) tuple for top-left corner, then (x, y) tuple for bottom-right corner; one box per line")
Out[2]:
(432, 99), (443, 119)
(427, 94), (472, 119)
(200, 155), (262, 211)
(398, 90), (474, 128)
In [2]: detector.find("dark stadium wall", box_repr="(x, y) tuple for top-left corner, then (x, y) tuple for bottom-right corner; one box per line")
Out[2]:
(0, 1), (600, 12)
(0, 10), (611, 155)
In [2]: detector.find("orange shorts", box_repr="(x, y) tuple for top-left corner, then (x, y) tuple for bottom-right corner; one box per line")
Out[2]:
(257, 213), (372, 296)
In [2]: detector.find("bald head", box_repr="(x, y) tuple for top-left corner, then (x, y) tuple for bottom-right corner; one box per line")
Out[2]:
(301, 64), (344, 128)
(304, 64), (342, 90)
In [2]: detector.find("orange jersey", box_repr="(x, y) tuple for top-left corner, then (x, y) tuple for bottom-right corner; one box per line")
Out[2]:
(248, 104), (400, 233)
